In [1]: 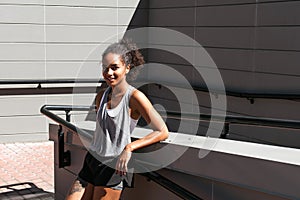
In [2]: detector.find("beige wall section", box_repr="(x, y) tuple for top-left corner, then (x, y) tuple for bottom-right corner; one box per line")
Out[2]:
(0, 0), (141, 143)
(0, 94), (95, 143)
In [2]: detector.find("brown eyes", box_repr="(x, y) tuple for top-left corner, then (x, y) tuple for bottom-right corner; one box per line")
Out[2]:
(111, 65), (119, 70)
(102, 65), (119, 72)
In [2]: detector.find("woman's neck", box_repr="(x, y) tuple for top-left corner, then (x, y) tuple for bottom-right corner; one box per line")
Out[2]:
(110, 81), (129, 97)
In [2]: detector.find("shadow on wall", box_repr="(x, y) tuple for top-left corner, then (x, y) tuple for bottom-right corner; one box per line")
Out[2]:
(0, 182), (54, 200)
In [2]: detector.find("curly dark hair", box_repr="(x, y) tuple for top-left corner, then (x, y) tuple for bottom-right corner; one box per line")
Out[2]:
(102, 38), (145, 81)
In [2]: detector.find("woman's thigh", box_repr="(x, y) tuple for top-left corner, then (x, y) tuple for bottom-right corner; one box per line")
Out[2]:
(92, 186), (122, 200)
(81, 183), (94, 200)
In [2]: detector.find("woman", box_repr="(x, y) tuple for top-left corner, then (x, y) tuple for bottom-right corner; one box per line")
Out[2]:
(66, 39), (169, 200)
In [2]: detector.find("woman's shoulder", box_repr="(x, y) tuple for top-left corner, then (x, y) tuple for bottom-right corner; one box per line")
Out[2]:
(129, 88), (151, 108)
(130, 88), (145, 100)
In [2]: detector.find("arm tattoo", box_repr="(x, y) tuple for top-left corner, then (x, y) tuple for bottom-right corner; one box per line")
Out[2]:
(69, 180), (85, 195)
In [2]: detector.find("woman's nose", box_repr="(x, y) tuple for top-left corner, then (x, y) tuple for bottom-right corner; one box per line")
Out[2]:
(106, 68), (113, 75)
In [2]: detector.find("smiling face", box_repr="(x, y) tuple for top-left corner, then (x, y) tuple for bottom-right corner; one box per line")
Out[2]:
(102, 53), (130, 88)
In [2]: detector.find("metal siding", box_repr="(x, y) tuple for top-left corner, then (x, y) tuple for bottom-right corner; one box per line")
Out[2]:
(196, 0), (256, 5)
(0, 1), (139, 142)
(0, 24), (44, 42)
(148, 8), (195, 27)
(0, 44), (44, 60)
(149, 0), (195, 8)
(195, 4), (255, 26)
(257, 1), (300, 26)
(0, 5), (44, 23)
(0, 62), (45, 79)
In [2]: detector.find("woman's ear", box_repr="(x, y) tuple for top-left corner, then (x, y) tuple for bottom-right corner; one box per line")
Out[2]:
(125, 65), (130, 74)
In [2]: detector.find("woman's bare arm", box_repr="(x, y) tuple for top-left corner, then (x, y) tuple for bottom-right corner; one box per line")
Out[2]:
(126, 89), (169, 152)
(116, 89), (169, 175)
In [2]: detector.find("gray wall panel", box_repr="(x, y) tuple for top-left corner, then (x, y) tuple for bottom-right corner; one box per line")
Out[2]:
(196, 4), (255, 26)
(147, 49), (193, 66)
(118, 0), (142, 8)
(0, 62), (45, 79)
(229, 124), (300, 148)
(196, 0), (256, 6)
(45, 6), (117, 25)
(123, 174), (182, 200)
(46, 0), (118, 7)
(148, 8), (195, 27)
(255, 50), (300, 76)
(0, 0), (43, 3)
(0, 116), (46, 134)
(147, 48), (254, 71)
(0, 44), (44, 60)
(46, 44), (106, 61)
(258, 0), (292, 2)
(147, 28), (195, 46)
(0, 62), (100, 79)
(226, 96), (300, 120)
(256, 27), (300, 51)
(0, 94), (94, 116)
(220, 69), (300, 94)
(45, 62), (101, 79)
(0, 96), (45, 116)
(258, 1), (300, 26)
(251, 72), (300, 92)
(45, 25), (119, 43)
(195, 27), (255, 48)
(194, 68), (254, 91)
(149, 0), (195, 8)
(0, 24), (43, 42)
(0, 5), (43, 23)
(205, 48), (254, 71)
(45, 6), (137, 26)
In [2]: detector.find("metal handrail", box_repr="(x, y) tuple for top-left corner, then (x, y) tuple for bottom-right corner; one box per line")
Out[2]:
(0, 78), (104, 85)
(165, 111), (300, 130)
(141, 171), (203, 200)
(0, 79), (106, 96)
(41, 104), (300, 141)
(40, 104), (202, 200)
(41, 103), (300, 199)
(40, 105), (93, 140)
(41, 104), (300, 199)
(40, 105), (93, 168)
(190, 85), (300, 100)
(1, 78), (300, 100)
(41, 105), (300, 131)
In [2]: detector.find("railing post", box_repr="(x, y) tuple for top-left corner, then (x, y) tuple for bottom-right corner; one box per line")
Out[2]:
(65, 110), (71, 122)
(221, 123), (230, 139)
(58, 125), (71, 168)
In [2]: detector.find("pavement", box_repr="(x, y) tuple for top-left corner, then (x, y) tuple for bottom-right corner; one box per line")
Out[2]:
(0, 141), (54, 200)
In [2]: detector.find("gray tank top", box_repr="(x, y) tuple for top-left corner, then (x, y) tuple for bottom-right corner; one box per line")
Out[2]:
(89, 85), (138, 157)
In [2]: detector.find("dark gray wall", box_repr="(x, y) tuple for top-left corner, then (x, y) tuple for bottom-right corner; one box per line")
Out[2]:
(126, 0), (300, 147)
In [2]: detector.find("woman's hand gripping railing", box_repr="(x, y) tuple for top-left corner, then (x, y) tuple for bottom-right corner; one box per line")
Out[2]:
(40, 105), (94, 168)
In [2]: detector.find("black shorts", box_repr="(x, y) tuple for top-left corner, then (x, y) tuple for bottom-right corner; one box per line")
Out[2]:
(78, 152), (134, 190)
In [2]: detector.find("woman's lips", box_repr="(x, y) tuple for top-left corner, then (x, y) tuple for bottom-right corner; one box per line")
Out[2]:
(106, 77), (115, 82)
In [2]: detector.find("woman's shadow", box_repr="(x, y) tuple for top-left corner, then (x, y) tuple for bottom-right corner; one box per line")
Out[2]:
(0, 182), (54, 200)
